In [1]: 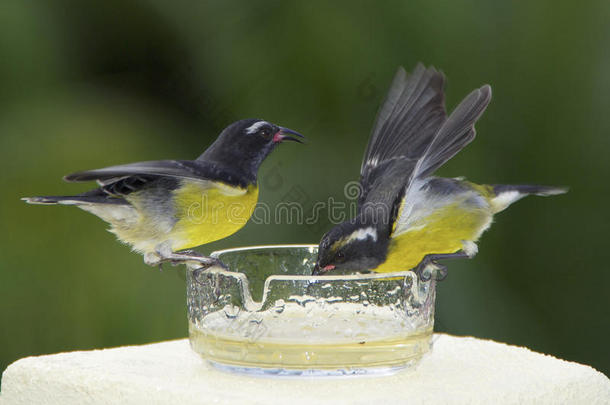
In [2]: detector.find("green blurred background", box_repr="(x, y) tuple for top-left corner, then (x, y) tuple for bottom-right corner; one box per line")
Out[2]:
(1, 0), (609, 380)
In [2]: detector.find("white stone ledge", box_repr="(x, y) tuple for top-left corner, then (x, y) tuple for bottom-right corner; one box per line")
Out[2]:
(1, 334), (608, 405)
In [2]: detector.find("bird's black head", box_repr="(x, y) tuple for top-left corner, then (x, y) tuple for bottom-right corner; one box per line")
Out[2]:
(313, 217), (389, 275)
(199, 119), (304, 182)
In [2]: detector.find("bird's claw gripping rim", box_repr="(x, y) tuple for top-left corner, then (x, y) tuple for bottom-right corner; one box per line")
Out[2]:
(412, 250), (472, 282)
(182, 255), (228, 285)
(413, 259), (448, 282)
(146, 247), (228, 283)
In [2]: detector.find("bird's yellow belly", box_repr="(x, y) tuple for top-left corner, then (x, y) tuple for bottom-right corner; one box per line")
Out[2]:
(171, 182), (259, 251)
(373, 204), (491, 273)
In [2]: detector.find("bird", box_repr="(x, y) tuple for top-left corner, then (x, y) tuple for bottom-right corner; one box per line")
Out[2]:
(313, 64), (566, 279)
(23, 119), (304, 268)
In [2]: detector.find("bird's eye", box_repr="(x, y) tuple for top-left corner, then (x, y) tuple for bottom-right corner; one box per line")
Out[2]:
(260, 129), (270, 137)
(336, 252), (345, 259)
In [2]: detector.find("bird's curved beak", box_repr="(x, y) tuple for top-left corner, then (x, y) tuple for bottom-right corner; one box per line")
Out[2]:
(312, 263), (335, 275)
(274, 127), (305, 143)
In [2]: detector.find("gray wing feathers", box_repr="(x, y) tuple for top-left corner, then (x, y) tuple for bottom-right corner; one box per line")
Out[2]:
(359, 64), (447, 202)
(64, 159), (250, 188)
(63, 160), (199, 182)
(362, 67), (408, 167)
(394, 84), (492, 230)
(356, 66), (492, 237)
(361, 64), (446, 175)
(416, 85), (492, 179)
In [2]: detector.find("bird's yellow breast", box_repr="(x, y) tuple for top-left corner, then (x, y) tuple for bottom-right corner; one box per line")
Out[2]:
(171, 181), (259, 251)
(373, 203), (491, 272)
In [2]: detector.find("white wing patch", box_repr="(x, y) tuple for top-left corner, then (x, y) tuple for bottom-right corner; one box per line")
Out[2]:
(365, 156), (379, 170)
(245, 121), (269, 134)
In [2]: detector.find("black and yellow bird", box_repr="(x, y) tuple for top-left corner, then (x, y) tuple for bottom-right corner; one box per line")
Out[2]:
(314, 64), (565, 279)
(24, 119), (303, 267)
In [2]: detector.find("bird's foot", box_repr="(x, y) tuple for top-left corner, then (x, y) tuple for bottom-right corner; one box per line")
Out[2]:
(145, 247), (227, 275)
(412, 251), (471, 282)
(413, 258), (448, 282)
(166, 250), (226, 269)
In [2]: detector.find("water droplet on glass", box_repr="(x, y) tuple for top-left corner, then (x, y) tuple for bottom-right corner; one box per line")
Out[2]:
(274, 299), (286, 314)
(223, 304), (240, 319)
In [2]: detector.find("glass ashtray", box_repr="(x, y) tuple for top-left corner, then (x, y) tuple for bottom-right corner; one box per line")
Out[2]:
(186, 245), (436, 376)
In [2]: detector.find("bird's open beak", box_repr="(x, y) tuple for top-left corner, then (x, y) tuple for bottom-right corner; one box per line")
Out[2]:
(274, 127), (305, 143)
(312, 263), (335, 275)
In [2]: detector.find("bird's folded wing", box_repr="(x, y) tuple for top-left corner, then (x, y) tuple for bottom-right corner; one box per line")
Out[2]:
(64, 160), (251, 188)
(357, 157), (416, 235)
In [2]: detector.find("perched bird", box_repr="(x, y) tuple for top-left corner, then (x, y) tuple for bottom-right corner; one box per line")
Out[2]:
(314, 64), (565, 279)
(24, 119), (303, 267)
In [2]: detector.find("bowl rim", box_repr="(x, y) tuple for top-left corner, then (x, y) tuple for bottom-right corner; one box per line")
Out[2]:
(208, 244), (418, 281)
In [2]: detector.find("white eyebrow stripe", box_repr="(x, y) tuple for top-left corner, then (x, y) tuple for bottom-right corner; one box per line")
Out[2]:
(245, 121), (269, 134)
(347, 227), (377, 242)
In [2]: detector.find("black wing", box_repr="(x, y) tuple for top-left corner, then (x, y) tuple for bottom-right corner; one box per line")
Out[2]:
(64, 160), (254, 189)
(95, 175), (173, 198)
(357, 158), (416, 234)
(359, 64), (446, 206)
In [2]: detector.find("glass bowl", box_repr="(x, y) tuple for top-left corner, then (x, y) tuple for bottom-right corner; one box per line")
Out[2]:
(186, 245), (436, 376)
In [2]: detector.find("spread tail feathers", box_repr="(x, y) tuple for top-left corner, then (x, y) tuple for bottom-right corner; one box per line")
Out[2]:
(490, 184), (568, 213)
